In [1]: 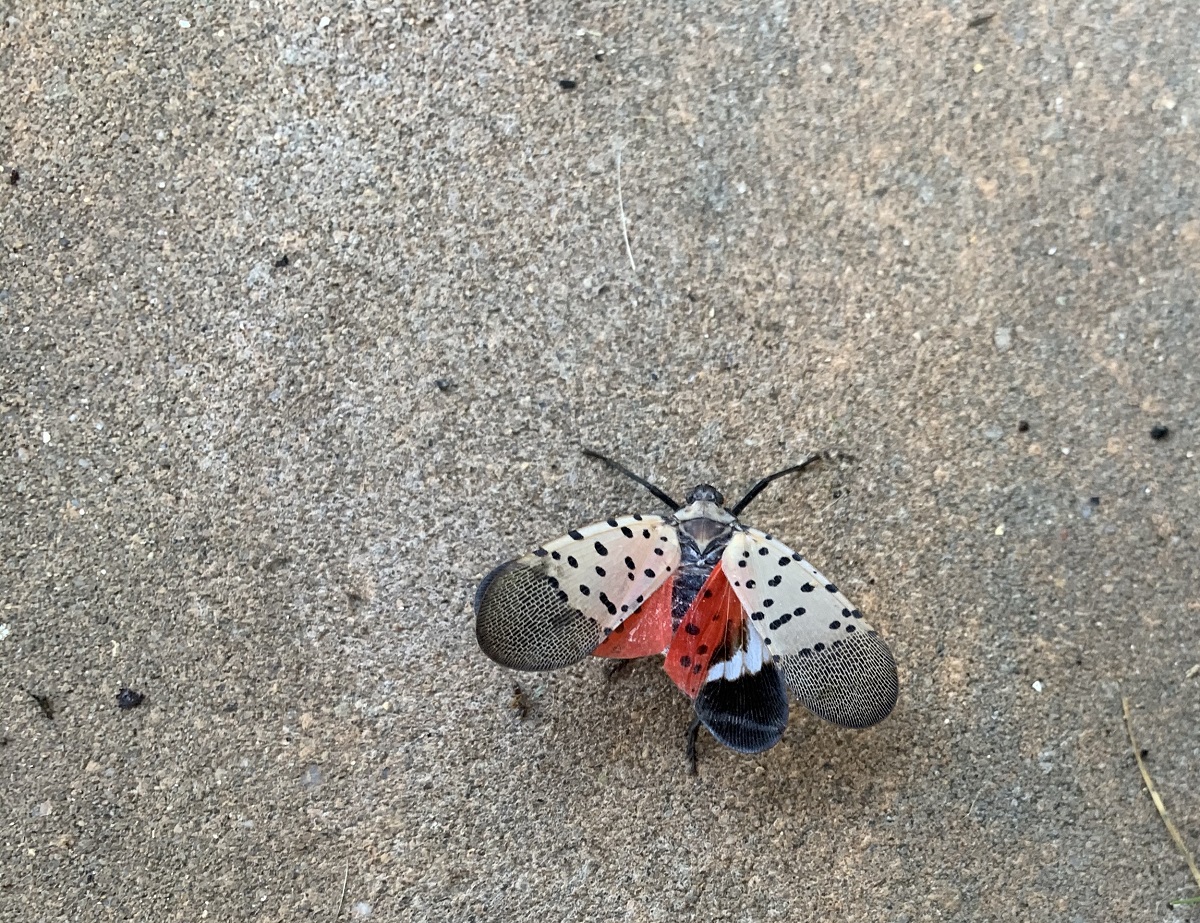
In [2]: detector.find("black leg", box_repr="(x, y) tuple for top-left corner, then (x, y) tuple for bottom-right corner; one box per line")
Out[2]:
(603, 658), (634, 681)
(509, 683), (531, 720)
(685, 716), (702, 776)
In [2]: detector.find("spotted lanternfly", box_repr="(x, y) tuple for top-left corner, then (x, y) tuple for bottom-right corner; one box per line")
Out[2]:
(475, 450), (899, 771)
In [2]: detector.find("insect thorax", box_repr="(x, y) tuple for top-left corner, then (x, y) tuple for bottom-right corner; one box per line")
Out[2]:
(670, 498), (739, 624)
(673, 498), (737, 556)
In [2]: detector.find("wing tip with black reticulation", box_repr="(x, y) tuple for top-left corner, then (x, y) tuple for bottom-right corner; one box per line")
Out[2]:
(782, 631), (899, 728)
(475, 559), (602, 671)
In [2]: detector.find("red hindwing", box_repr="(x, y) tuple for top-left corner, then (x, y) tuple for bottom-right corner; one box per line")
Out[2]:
(593, 576), (675, 660)
(664, 562), (746, 698)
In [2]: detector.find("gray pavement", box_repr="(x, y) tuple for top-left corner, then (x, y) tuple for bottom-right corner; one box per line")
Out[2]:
(2, 2), (1198, 921)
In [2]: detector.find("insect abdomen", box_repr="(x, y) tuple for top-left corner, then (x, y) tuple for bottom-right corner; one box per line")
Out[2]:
(670, 534), (727, 627)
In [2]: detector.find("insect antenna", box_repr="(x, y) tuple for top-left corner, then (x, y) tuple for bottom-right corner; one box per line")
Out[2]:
(730, 454), (823, 516)
(582, 449), (682, 511)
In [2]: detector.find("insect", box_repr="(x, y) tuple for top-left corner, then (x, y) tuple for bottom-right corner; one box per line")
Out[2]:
(475, 450), (898, 771)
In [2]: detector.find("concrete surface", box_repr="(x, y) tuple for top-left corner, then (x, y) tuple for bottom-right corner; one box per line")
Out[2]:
(3, 1), (1198, 920)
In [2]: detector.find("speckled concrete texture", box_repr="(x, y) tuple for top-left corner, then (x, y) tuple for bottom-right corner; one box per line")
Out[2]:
(3, 1), (1198, 920)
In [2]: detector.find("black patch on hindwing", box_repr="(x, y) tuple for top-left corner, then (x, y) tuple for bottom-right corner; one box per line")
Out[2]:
(694, 662), (789, 753)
